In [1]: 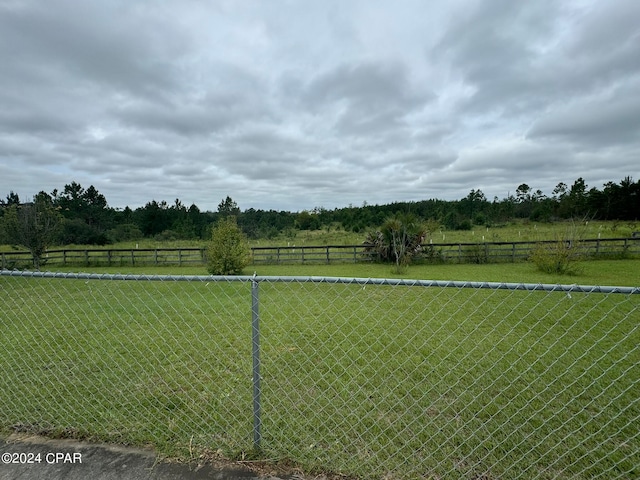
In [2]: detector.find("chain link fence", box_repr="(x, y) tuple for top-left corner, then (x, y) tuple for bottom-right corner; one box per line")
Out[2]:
(1, 270), (638, 479)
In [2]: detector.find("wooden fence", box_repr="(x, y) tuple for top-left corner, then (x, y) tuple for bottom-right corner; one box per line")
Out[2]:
(251, 237), (640, 264)
(0, 247), (207, 269)
(1, 237), (638, 269)
(250, 245), (377, 264)
(423, 237), (640, 264)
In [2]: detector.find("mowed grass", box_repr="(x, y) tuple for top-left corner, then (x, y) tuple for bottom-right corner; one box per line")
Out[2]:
(0, 277), (254, 453)
(41, 257), (640, 287)
(258, 281), (639, 478)
(1, 269), (638, 479)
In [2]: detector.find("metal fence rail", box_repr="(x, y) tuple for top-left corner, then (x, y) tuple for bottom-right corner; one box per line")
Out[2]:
(1, 270), (638, 479)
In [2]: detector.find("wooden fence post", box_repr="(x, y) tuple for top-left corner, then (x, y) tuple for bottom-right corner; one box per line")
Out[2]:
(8, 238), (632, 269)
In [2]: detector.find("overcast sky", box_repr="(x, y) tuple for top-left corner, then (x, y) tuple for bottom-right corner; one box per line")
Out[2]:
(1, 0), (639, 212)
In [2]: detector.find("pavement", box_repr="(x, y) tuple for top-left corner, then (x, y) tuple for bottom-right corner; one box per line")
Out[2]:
(0, 434), (297, 480)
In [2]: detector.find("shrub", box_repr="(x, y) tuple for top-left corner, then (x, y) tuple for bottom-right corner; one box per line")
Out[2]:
(363, 213), (427, 273)
(107, 223), (143, 242)
(464, 243), (489, 264)
(2, 195), (62, 269)
(206, 217), (250, 275)
(529, 219), (588, 275)
(530, 240), (583, 275)
(415, 244), (445, 264)
(59, 218), (110, 245)
(154, 229), (179, 242)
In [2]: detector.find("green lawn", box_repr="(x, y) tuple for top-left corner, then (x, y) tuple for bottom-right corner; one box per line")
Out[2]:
(1, 269), (638, 479)
(258, 281), (639, 478)
(38, 257), (640, 287)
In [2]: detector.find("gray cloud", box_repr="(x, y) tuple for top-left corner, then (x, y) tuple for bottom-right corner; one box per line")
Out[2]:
(303, 60), (433, 131)
(528, 89), (640, 146)
(1, 0), (638, 212)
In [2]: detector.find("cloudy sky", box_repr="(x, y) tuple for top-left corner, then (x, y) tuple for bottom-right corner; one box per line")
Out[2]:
(1, 0), (639, 212)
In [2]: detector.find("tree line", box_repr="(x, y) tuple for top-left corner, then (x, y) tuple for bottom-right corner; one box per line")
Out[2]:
(1, 176), (638, 252)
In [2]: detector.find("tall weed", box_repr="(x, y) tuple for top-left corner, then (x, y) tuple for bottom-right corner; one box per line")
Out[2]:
(529, 219), (589, 275)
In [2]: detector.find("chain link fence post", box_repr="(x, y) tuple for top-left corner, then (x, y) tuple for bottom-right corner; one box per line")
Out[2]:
(251, 275), (261, 449)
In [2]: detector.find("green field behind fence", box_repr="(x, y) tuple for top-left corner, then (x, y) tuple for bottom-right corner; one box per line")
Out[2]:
(1, 273), (638, 479)
(1, 236), (639, 270)
(1, 219), (639, 267)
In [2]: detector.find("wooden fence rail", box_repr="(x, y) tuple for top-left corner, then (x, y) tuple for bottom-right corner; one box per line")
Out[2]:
(251, 237), (640, 264)
(1, 238), (638, 269)
(0, 248), (207, 269)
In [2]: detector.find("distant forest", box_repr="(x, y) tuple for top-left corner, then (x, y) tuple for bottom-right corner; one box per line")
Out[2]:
(1, 176), (638, 246)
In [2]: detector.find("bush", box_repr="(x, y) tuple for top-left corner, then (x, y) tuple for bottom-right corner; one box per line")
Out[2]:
(363, 213), (427, 273)
(455, 219), (473, 231)
(415, 244), (445, 264)
(530, 240), (583, 275)
(529, 219), (588, 275)
(464, 243), (489, 264)
(473, 213), (487, 226)
(59, 218), (109, 245)
(107, 223), (143, 243)
(154, 229), (179, 242)
(206, 217), (250, 275)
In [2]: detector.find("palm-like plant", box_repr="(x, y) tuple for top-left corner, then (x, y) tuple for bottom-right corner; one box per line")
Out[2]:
(364, 213), (427, 272)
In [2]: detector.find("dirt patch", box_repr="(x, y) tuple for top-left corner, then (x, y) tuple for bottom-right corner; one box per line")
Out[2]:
(1, 433), (353, 480)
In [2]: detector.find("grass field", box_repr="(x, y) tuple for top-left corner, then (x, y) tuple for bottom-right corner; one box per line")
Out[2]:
(255, 219), (639, 246)
(257, 280), (639, 478)
(1, 219), (638, 253)
(37, 257), (640, 287)
(1, 267), (638, 479)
